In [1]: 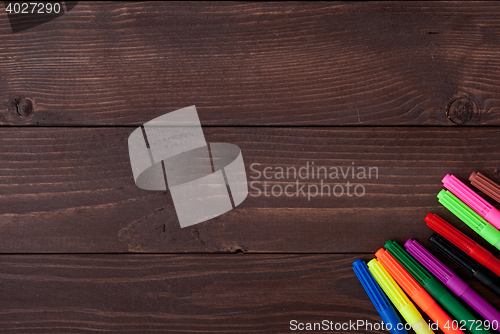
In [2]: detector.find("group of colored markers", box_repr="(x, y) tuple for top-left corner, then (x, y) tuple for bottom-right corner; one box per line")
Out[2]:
(354, 172), (500, 334)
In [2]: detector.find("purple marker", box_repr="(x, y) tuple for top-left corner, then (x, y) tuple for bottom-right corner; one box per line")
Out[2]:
(405, 239), (500, 326)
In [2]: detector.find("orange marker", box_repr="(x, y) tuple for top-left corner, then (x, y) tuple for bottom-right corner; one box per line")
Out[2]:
(376, 248), (464, 334)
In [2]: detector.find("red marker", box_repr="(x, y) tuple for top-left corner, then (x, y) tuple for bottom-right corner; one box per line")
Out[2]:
(425, 213), (500, 277)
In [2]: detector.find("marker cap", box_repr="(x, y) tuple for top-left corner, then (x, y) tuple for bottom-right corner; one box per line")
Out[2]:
(425, 213), (500, 278)
(405, 239), (470, 296)
(429, 233), (479, 276)
(367, 259), (410, 312)
(442, 174), (499, 227)
(425, 213), (478, 256)
(368, 259), (434, 334)
(376, 249), (464, 334)
(387, 240), (485, 334)
(470, 172), (500, 204)
(352, 259), (392, 313)
(376, 248), (435, 311)
(437, 190), (500, 249)
(353, 259), (409, 334)
(384, 240), (432, 285)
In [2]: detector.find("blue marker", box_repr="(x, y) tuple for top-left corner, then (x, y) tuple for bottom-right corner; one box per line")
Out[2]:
(353, 259), (409, 334)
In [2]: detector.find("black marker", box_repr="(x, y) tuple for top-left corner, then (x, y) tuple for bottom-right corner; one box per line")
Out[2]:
(430, 233), (500, 297)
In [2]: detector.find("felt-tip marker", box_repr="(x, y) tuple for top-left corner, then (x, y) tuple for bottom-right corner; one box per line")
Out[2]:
(353, 259), (409, 334)
(430, 233), (500, 297)
(368, 259), (434, 334)
(437, 190), (500, 251)
(425, 213), (500, 277)
(442, 174), (500, 230)
(470, 172), (500, 204)
(384, 240), (488, 334)
(405, 239), (500, 330)
(376, 248), (464, 334)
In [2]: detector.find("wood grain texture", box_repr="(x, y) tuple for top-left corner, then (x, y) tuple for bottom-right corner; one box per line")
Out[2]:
(2, 126), (500, 253)
(1, 2), (500, 125)
(0, 254), (497, 333)
(2, 2), (500, 332)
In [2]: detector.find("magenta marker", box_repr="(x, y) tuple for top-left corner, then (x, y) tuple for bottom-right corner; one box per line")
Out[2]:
(443, 174), (500, 230)
(405, 239), (500, 327)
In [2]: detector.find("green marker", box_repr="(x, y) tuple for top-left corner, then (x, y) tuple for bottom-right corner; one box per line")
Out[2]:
(438, 189), (500, 251)
(384, 240), (492, 334)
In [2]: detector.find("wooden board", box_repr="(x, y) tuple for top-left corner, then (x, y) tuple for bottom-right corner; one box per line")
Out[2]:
(1, 254), (498, 333)
(1, 2), (500, 125)
(3, 2), (500, 332)
(1, 126), (499, 253)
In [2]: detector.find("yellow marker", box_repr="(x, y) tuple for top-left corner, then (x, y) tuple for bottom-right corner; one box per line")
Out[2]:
(368, 259), (434, 334)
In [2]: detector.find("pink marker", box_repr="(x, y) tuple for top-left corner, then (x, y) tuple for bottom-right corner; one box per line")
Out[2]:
(442, 174), (500, 230)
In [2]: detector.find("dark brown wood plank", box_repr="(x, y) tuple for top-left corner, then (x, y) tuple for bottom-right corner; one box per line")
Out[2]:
(1, 2), (500, 125)
(0, 254), (497, 333)
(1, 126), (500, 253)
